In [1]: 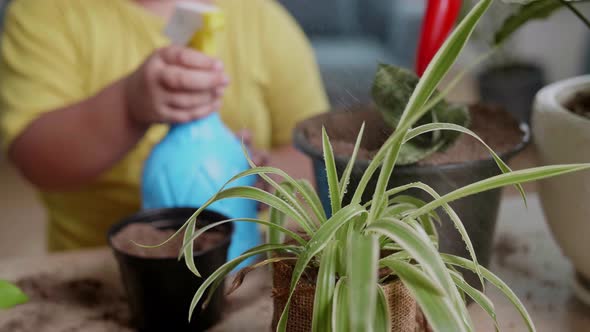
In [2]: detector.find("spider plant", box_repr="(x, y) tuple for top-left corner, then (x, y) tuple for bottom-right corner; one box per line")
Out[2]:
(160, 0), (590, 331)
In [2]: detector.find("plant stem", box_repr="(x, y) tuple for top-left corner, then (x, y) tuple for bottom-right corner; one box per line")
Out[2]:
(558, 0), (590, 30)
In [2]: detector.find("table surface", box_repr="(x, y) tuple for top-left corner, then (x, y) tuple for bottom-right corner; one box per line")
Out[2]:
(1, 193), (589, 331)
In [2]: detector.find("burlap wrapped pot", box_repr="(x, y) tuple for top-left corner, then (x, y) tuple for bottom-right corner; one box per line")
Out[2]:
(271, 260), (430, 332)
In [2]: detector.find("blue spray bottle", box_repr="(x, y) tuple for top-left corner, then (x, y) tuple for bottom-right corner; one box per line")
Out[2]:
(142, 2), (260, 268)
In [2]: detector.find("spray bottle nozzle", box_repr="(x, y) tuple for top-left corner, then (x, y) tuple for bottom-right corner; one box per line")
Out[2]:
(164, 2), (225, 56)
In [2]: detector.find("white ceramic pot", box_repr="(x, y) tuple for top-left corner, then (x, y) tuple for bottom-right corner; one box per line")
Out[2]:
(533, 75), (590, 304)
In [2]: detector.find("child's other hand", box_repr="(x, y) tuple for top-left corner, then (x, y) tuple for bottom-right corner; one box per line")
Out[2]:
(124, 45), (229, 125)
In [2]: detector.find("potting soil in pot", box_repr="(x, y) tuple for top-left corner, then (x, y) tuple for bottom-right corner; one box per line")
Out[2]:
(308, 105), (523, 165)
(111, 223), (225, 258)
(564, 91), (590, 119)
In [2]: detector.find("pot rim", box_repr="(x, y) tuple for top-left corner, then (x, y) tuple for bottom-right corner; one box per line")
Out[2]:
(535, 74), (590, 123)
(107, 207), (233, 263)
(294, 108), (531, 173)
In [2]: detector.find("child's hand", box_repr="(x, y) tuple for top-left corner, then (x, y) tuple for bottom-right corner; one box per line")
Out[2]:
(124, 45), (229, 125)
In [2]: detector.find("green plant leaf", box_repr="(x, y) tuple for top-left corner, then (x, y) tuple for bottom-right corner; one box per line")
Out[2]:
(419, 48), (496, 115)
(442, 254), (536, 332)
(449, 270), (499, 332)
(241, 147), (322, 228)
(376, 181), (485, 289)
(322, 127), (341, 214)
(380, 259), (445, 296)
(409, 164), (590, 219)
(228, 256), (298, 295)
(379, 259), (465, 332)
(296, 179), (327, 222)
(180, 185), (315, 276)
(311, 240), (338, 332)
(141, 163), (322, 276)
(189, 244), (299, 321)
(339, 122), (365, 203)
(366, 219), (471, 332)
(177, 217), (306, 259)
(269, 205), (287, 246)
(405, 122), (527, 206)
(0, 280), (28, 309)
(374, 285), (392, 332)
(332, 278), (350, 331)
(495, 0), (589, 45)
(396, 0), (492, 130)
(372, 65), (470, 165)
(347, 232), (379, 332)
(351, 0), (493, 205)
(367, 136), (404, 225)
(388, 195), (440, 240)
(276, 204), (368, 331)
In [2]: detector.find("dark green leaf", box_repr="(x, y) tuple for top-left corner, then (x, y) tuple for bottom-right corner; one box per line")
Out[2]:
(372, 65), (470, 165)
(494, 0), (590, 45)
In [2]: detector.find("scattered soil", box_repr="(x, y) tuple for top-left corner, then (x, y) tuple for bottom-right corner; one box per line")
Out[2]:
(112, 223), (225, 258)
(564, 91), (590, 119)
(0, 276), (131, 332)
(304, 104), (524, 166)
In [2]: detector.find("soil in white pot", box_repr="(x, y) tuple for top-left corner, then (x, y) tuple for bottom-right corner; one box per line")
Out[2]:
(564, 91), (590, 119)
(111, 223), (225, 258)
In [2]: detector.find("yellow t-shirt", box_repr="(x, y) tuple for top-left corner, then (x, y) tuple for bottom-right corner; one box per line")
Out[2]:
(0, 0), (328, 251)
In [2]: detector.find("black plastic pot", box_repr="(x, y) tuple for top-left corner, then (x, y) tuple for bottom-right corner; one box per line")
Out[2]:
(108, 208), (233, 332)
(294, 108), (530, 290)
(478, 63), (545, 125)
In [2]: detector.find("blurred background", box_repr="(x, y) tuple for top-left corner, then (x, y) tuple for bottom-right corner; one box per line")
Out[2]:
(1, 0), (590, 259)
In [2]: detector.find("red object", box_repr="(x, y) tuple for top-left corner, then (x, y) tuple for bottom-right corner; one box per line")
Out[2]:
(415, 0), (462, 76)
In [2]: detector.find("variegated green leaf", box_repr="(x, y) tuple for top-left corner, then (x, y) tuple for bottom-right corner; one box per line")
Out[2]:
(347, 232), (379, 332)
(332, 278), (350, 331)
(380, 259), (464, 332)
(374, 285), (392, 332)
(189, 244), (299, 320)
(312, 240), (338, 332)
(276, 205), (368, 331)
(323, 127), (341, 214)
(366, 219), (471, 332)
(442, 254), (535, 332)
(410, 164), (590, 219)
(449, 270), (499, 332)
(339, 122), (365, 202)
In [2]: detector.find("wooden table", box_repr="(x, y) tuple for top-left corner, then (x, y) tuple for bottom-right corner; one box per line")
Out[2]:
(1, 194), (589, 331)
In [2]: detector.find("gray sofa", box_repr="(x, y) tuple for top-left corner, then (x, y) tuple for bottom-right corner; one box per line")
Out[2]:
(278, 0), (425, 108)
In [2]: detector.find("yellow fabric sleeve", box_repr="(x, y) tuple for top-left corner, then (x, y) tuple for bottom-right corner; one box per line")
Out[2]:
(0, 0), (85, 152)
(259, 0), (329, 147)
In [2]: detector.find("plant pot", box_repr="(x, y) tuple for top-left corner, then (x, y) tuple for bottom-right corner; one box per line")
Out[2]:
(294, 106), (529, 291)
(108, 208), (233, 332)
(478, 63), (545, 124)
(533, 75), (590, 306)
(270, 260), (426, 332)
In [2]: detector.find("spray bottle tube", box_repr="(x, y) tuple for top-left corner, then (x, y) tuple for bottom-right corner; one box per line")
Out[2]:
(142, 2), (260, 268)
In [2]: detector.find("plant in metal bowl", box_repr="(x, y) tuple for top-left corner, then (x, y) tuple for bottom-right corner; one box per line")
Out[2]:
(162, 1), (589, 331)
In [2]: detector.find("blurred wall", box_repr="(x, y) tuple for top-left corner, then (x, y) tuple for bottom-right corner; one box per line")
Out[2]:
(511, 4), (590, 82)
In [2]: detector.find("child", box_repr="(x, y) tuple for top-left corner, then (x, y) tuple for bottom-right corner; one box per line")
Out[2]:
(0, 0), (328, 251)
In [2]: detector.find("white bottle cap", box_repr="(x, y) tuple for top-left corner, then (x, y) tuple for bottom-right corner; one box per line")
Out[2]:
(164, 2), (219, 46)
